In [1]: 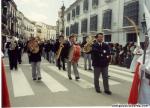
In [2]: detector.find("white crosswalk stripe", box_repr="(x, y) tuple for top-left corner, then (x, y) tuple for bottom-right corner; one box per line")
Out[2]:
(47, 66), (94, 88)
(108, 72), (133, 82)
(108, 68), (133, 77)
(77, 68), (120, 85)
(109, 65), (131, 72)
(41, 69), (68, 92)
(79, 64), (133, 82)
(11, 68), (34, 97)
(9, 63), (133, 98)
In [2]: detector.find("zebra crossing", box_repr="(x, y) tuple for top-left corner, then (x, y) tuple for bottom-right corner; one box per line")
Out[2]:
(11, 68), (34, 97)
(7, 63), (134, 98)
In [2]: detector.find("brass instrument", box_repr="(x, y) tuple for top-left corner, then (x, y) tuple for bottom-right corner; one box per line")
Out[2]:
(56, 40), (64, 60)
(27, 37), (40, 54)
(55, 36), (67, 60)
(83, 36), (95, 53)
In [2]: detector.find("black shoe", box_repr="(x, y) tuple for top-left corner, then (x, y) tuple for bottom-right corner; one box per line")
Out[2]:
(88, 68), (92, 71)
(33, 78), (36, 80)
(75, 77), (80, 81)
(38, 77), (42, 80)
(104, 91), (112, 95)
(96, 90), (102, 93)
(63, 68), (66, 71)
(85, 69), (87, 70)
(68, 76), (72, 80)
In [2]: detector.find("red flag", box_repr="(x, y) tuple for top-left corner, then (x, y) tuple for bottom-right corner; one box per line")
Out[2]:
(128, 63), (141, 104)
(2, 61), (11, 107)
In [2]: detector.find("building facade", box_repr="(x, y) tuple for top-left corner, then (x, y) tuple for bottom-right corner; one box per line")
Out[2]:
(64, 0), (150, 45)
(2, 0), (18, 52)
(35, 22), (56, 41)
(23, 17), (35, 40)
(16, 10), (24, 39)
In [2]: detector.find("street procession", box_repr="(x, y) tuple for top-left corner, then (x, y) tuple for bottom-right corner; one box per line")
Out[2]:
(1, 0), (150, 107)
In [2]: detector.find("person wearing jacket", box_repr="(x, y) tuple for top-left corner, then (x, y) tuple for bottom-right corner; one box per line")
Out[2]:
(91, 33), (112, 95)
(27, 37), (43, 80)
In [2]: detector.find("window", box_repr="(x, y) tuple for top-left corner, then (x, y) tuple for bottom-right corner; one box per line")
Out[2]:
(70, 25), (74, 34)
(123, 1), (139, 26)
(102, 9), (112, 29)
(83, 0), (88, 12)
(92, 0), (98, 7)
(104, 35), (111, 42)
(72, 9), (75, 18)
(90, 15), (98, 31)
(76, 5), (80, 16)
(81, 19), (88, 33)
(67, 13), (70, 22)
(70, 23), (78, 34)
(127, 33), (137, 42)
(66, 27), (70, 36)
(74, 22), (79, 34)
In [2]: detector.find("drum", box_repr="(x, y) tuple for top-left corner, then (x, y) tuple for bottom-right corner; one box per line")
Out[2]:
(69, 44), (81, 63)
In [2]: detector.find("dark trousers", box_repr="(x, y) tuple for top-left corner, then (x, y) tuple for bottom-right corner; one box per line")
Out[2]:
(94, 66), (109, 91)
(57, 57), (66, 70)
(8, 53), (17, 70)
(18, 50), (22, 63)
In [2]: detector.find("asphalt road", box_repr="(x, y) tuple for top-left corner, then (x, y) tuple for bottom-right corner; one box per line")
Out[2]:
(3, 53), (133, 107)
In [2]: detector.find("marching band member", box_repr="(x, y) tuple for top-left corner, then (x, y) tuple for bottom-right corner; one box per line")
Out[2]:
(55, 35), (66, 71)
(82, 36), (93, 70)
(66, 34), (81, 80)
(6, 36), (18, 70)
(17, 38), (24, 64)
(27, 37), (43, 80)
(91, 33), (112, 94)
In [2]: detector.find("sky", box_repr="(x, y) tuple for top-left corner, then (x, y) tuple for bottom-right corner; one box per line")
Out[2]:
(14, 0), (76, 26)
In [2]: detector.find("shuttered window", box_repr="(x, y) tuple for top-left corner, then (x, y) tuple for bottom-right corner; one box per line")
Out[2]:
(66, 27), (70, 36)
(102, 9), (112, 29)
(67, 13), (70, 22)
(76, 5), (80, 16)
(92, 0), (98, 7)
(123, 1), (139, 26)
(90, 15), (98, 31)
(72, 9), (75, 18)
(83, 0), (88, 12)
(81, 19), (88, 33)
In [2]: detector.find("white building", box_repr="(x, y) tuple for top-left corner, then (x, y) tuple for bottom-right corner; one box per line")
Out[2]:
(16, 10), (24, 38)
(50, 27), (57, 40)
(23, 17), (35, 39)
(64, 0), (150, 45)
(34, 22), (56, 41)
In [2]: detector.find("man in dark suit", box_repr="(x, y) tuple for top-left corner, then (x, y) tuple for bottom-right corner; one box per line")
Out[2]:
(55, 36), (66, 71)
(91, 33), (112, 95)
